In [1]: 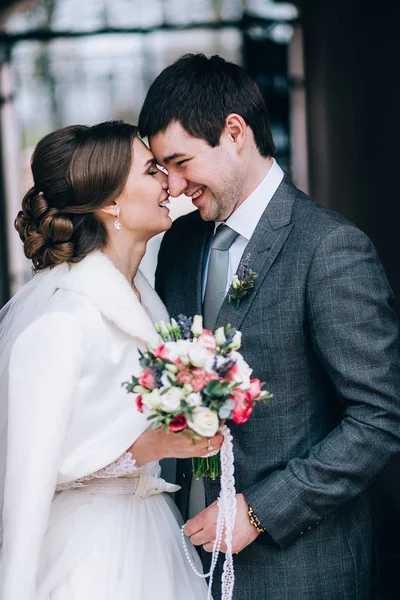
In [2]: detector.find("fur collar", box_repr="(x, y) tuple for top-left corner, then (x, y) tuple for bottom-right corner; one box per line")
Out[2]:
(57, 251), (169, 346)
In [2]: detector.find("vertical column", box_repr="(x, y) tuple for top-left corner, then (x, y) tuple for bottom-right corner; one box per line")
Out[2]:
(288, 24), (309, 193)
(0, 40), (27, 301)
(0, 41), (11, 307)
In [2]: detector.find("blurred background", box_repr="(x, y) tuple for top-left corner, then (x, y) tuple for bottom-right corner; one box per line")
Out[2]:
(0, 0), (399, 597)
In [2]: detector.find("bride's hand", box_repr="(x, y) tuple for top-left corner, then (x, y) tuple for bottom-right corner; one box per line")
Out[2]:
(128, 428), (223, 466)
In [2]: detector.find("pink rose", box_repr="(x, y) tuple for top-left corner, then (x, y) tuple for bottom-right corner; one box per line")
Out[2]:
(154, 344), (171, 360)
(176, 367), (218, 392)
(169, 414), (188, 432)
(136, 394), (144, 413)
(249, 378), (262, 400)
(232, 388), (253, 424)
(138, 369), (157, 390)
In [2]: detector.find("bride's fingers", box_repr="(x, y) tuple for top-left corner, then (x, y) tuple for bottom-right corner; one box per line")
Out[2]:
(211, 433), (223, 447)
(202, 433), (223, 449)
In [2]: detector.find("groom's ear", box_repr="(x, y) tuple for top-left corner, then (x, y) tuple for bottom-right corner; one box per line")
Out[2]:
(224, 113), (246, 153)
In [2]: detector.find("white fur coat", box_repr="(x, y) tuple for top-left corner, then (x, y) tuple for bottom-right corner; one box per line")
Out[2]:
(1, 251), (169, 597)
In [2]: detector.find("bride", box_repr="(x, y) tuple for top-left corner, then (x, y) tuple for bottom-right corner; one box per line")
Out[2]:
(0, 121), (222, 599)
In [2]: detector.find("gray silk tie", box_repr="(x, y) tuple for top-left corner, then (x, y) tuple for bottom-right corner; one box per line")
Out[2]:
(188, 225), (239, 520)
(203, 224), (239, 330)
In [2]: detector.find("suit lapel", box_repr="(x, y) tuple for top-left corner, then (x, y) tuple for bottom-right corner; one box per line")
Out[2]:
(215, 176), (298, 331)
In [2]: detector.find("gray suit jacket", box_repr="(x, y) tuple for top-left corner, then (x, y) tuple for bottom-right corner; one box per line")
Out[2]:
(155, 176), (400, 600)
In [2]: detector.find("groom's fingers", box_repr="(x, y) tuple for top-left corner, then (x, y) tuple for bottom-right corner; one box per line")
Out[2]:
(184, 514), (204, 536)
(189, 525), (216, 546)
(184, 501), (218, 537)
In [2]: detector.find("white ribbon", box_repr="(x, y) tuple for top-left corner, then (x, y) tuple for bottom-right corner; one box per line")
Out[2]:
(181, 425), (237, 600)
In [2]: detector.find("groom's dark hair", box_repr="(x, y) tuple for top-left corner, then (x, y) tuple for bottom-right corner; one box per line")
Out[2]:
(138, 53), (275, 157)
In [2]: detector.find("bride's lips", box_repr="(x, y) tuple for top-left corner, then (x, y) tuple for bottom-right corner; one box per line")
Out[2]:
(158, 194), (171, 214)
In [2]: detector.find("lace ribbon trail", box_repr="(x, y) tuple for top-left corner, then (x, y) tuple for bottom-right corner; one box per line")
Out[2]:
(181, 425), (237, 600)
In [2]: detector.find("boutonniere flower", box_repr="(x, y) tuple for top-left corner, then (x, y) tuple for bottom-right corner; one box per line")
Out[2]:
(228, 254), (257, 308)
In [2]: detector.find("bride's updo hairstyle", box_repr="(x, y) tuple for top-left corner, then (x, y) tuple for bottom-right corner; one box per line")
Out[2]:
(15, 121), (137, 271)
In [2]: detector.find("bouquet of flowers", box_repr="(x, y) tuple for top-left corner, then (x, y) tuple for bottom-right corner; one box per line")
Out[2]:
(123, 314), (271, 480)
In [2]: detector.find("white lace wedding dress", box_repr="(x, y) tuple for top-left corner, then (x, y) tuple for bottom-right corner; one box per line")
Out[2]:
(35, 453), (208, 600)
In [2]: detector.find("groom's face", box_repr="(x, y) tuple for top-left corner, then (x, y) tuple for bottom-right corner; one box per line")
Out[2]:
(149, 121), (243, 222)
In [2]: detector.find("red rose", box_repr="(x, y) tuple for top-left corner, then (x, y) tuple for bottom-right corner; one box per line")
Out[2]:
(232, 388), (253, 424)
(169, 414), (188, 432)
(154, 344), (171, 360)
(249, 378), (262, 400)
(136, 394), (144, 413)
(139, 369), (157, 390)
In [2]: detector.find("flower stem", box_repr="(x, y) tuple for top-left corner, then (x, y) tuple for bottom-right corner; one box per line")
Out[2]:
(191, 455), (221, 480)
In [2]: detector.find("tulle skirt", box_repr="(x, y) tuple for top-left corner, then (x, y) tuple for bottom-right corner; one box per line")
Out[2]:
(36, 488), (210, 600)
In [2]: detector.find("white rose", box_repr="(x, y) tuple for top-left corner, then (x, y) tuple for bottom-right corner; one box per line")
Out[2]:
(142, 388), (162, 410)
(160, 387), (184, 413)
(188, 407), (219, 437)
(232, 274), (240, 290)
(163, 342), (178, 362)
(231, 331), (242, 350)
(142, 404), (156, 418)
(186, 392), (202, 407)
(231, 350), (253, 386)
(215, 327), (226, 346)
(175, 339), (192, 364)
(188, 344), (210, 368)
(191, 315), (203, 337)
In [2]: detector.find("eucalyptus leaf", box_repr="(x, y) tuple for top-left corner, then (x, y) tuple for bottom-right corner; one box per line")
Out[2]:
(219, 407), (232, 419)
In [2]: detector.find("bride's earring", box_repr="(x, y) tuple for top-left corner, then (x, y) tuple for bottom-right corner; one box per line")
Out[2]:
(114, 206), (122, 231)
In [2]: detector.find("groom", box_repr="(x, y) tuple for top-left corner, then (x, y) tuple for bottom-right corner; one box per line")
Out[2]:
(139, 54), (400, 599)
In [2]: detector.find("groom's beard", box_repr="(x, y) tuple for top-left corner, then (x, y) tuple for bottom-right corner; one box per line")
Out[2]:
(197, 182), (244, 222)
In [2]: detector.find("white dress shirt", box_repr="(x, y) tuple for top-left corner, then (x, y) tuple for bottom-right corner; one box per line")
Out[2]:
(202, 158), (284, 298)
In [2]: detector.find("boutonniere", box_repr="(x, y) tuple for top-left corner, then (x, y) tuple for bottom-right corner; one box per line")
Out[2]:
(228, 254), (257, 308)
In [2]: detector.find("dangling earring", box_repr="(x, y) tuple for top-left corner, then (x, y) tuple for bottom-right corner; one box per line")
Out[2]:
(114, 206), (122, 231)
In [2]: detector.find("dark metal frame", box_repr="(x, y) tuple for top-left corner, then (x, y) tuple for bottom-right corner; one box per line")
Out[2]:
(0, 12), (297, 306)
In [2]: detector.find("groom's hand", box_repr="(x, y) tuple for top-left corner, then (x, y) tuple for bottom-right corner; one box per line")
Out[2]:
(184, 493), (260, 554)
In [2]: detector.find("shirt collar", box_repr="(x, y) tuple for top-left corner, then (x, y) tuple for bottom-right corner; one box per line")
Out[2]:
(216, 158), (284, 241)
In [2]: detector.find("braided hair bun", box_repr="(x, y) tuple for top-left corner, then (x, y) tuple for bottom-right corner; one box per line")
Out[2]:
(15, 189), (74, 270)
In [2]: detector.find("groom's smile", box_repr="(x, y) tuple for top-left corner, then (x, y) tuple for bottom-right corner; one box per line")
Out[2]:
(149, 121), (245, 222)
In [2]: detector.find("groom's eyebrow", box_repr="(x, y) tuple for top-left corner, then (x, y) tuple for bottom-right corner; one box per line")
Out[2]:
(163, 153), (186, 164)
